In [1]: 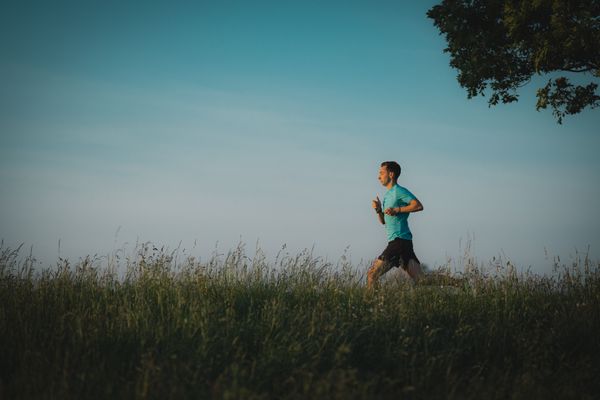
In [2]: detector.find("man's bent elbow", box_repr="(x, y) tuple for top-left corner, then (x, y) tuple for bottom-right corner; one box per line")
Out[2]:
(415, 202), (424, 212)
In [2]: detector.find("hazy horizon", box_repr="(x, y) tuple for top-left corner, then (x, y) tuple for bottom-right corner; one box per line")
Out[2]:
(1, 1), (599, 274)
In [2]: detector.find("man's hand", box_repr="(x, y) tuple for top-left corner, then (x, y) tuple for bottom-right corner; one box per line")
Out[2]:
(372, 196), (382, 212)
(384, 207), (399, 216)
(384, 199), (424, 216)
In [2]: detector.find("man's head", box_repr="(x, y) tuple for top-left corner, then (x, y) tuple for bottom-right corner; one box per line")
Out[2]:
(379, 161), (401, 187)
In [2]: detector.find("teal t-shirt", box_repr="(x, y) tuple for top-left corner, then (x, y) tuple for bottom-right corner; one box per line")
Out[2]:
(382, 184), (417, 241)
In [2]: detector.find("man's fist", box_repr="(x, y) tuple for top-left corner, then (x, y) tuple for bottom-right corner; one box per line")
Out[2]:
(384, 207), (399, 216)
(372, 196), (382, 212)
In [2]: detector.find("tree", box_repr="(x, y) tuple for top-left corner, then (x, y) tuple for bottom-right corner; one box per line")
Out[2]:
(427, 0), (600, 123)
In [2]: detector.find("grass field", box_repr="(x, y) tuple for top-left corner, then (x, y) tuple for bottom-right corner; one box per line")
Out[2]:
(1, 242), (599, 399)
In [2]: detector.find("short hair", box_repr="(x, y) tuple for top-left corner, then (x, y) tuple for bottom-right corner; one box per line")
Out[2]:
(381, 161), (401, 181)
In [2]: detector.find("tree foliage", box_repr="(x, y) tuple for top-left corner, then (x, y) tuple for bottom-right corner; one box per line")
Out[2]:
(427, 0), (600, 123)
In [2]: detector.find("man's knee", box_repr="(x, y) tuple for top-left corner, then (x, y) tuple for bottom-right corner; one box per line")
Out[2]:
(367, 263), (378, 280)
(407, 259), (423, 281)
(368, 258), (390, 282)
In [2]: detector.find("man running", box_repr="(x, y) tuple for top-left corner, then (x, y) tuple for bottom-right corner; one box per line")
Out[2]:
(368, 161), (424, 289)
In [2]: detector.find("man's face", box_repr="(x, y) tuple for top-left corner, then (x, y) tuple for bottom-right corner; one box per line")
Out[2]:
(378, 166), (392, 186)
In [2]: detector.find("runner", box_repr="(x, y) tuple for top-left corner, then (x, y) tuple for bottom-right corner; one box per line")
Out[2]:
(368, 161), (424, 289)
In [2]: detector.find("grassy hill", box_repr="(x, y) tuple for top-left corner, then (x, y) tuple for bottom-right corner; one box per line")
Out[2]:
(1, 243), (598, 399)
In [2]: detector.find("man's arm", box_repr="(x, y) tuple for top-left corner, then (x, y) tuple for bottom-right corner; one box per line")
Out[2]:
(375, 209), (385, 224)
(384, 198), (424, 215)
(372, 196), (386, 224)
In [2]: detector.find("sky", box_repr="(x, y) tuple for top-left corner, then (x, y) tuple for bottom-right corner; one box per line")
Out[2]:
(1, 1), (599, 274)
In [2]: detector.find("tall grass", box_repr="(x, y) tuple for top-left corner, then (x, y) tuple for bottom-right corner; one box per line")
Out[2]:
(1, 242), (599, 399)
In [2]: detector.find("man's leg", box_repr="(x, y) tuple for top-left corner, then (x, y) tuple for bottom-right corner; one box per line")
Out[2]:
(367, 258), (393, 289)
(406, 258), (423, 283)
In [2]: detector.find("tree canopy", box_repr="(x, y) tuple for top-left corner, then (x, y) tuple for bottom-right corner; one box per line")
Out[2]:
(427, 0), (600, 123)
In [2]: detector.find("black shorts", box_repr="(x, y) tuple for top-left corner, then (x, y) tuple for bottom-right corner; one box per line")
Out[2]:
(378, 238), (420, 271)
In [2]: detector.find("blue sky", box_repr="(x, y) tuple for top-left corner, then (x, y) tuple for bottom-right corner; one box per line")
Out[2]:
(1, 1), (599, 273)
